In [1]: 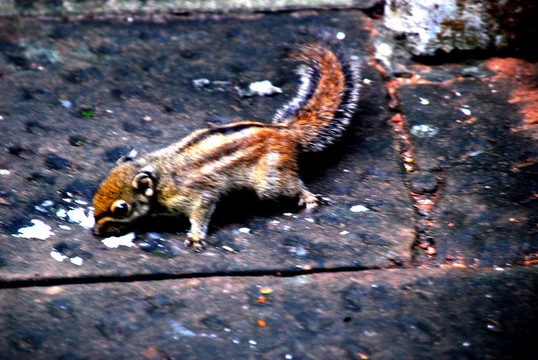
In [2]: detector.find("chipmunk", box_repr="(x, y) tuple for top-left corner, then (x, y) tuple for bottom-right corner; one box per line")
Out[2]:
(92, 42), (360, 252)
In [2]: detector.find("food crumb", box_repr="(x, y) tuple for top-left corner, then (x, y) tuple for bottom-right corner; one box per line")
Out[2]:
(425, 246), (437, 255)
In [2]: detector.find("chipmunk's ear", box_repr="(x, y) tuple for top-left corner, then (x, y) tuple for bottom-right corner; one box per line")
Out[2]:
(132, 166), (156, 197)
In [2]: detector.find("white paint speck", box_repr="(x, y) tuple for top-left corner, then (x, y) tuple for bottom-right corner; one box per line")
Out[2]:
(285, 354), (293, 360)
(60, 100), (72, 108)
(249, 339), (257, 345)
(339, 230), (350, 236)
(350, 205), (369, 213)
(101, 232), (136, 248)
(58, 224), (72, 230)
(127, 148), (138, 158)
(56, 209), (67, 219)
(419, 97), (430, 105)
(50, 248), (68, 262)
(232, 339), (240, 344)
(0, 169), (10, 175)
(304, 217), (315, 223)
(336, 31), (346, 40)
(13, 219), (54, 240)
(462, 342), (470, 347)
(70, 256), (84, 266)
(66, 207), (95, 229)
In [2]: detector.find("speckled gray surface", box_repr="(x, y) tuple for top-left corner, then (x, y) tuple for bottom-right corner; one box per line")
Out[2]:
(0, 8), (537, 359)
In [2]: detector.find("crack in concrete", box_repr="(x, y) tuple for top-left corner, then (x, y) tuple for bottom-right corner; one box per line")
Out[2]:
(374, 60), (444, 263)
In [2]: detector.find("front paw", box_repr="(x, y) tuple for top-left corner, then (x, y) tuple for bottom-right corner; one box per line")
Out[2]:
(184, 233), (206, 252)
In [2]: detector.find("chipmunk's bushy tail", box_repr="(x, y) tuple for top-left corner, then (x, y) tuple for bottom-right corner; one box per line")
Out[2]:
(273, 42), (360, 152)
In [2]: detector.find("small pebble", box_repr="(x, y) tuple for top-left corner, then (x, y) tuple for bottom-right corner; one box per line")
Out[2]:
(425, 246), (437, 255)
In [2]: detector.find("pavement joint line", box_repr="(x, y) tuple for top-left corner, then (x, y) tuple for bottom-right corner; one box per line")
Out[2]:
(1, 263), (530, 290)
(0, 265), (379, 290)
(374, 58), (444, 262)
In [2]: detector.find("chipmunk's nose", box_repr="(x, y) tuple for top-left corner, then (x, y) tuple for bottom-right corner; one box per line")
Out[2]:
(92, 221), (123, 237)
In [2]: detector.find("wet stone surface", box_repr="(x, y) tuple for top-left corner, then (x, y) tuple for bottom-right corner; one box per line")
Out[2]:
(0, 12), (413, 282)
(1, 266), (537, 359)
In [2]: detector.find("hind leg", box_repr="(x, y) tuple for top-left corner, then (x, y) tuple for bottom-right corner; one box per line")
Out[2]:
(298, 184), (329, 212)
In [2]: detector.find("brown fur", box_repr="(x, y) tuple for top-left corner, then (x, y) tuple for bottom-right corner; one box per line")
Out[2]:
(92, 43), (360, 251)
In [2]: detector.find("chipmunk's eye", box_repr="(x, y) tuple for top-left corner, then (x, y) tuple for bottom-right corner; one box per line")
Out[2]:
(110, 200), (131, 218)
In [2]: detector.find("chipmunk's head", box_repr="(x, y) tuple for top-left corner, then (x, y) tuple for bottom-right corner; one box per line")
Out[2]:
(92, 157), (157, 236)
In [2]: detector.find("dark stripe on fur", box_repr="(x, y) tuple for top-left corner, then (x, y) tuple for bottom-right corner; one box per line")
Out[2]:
(178, 122), (277, 152)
